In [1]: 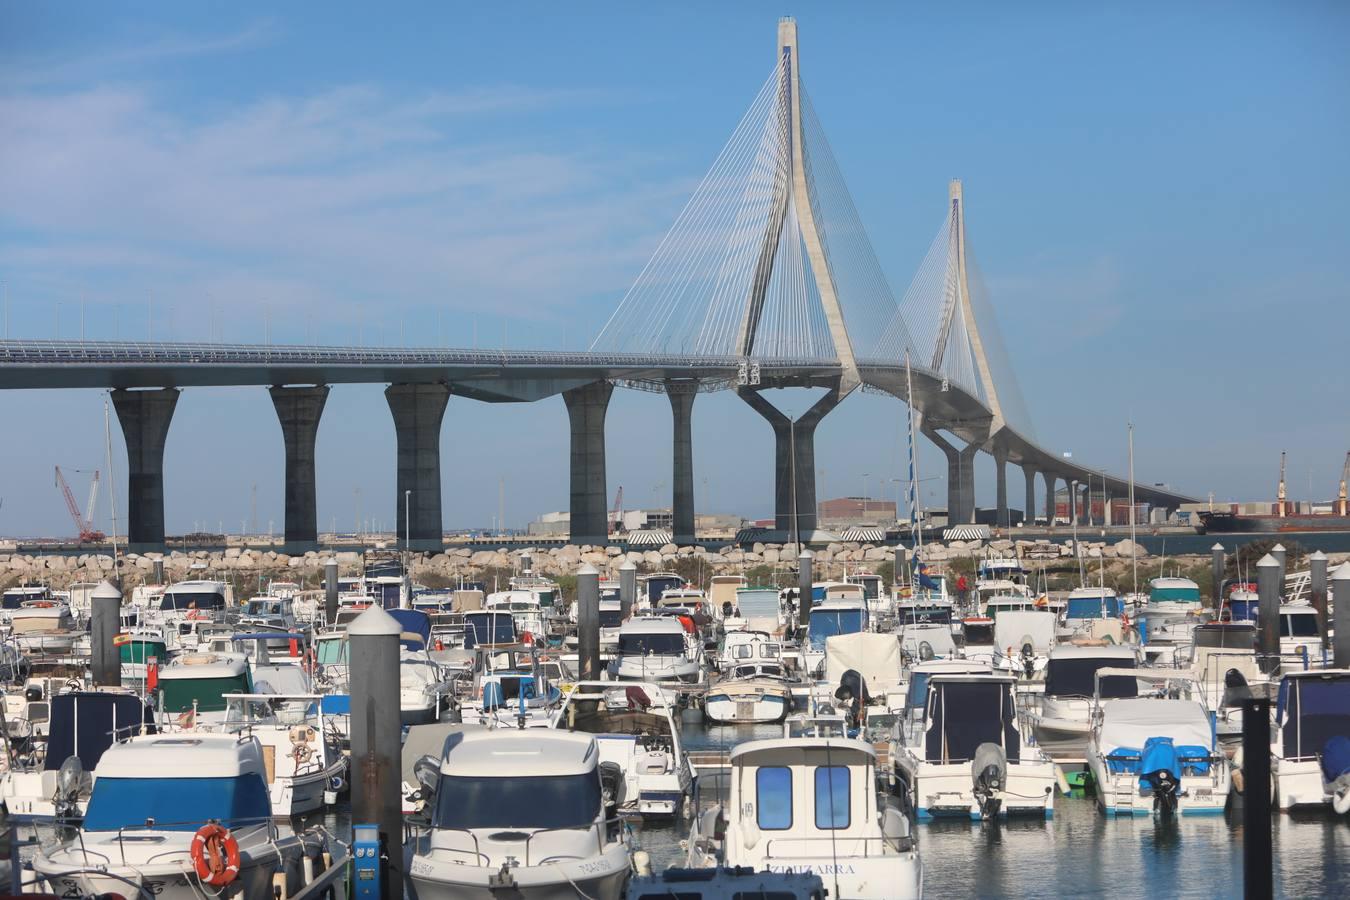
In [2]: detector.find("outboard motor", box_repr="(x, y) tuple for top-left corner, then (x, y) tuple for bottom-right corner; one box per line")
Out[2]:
(1019, 637), (1036, 679)
(1140, 736), (1181, 815)
(1221, 668), (1253, 708)
(599, 760), (625, 825)
(918, 641), (936, 662)
(971, 742), (1007, 820)
(54, 755), (86, 833)
(834, 669), (871, 730)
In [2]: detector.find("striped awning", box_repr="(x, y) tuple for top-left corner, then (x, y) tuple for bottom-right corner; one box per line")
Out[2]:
(838, 526), (886, 543)
(735, 527), (768, 544)
(943, 525), (990, 541)
(626, 529), (673, 546)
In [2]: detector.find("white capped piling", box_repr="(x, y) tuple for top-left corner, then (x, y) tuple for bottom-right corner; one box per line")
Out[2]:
(577, 563), (601, 680)
(152, 558), (164, 585)
(1211, 543), (1225, 605)
(1257, 554), (1281, 673)
(1270, 542), (1287, 586)
(798, 550), (813, 627)
(521, 551), (533, 575)
(324, 556), (339, 624)
(348, 605), (403, 898)
(91, 580), (122, 687)
(619, 560), (637, 621)
(1333, 563), (1350, 668)
(1309, 551), (1328, 649)
(894, 545), (906, 592)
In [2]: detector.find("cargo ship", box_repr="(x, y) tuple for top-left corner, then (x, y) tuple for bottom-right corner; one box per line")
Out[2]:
(1198, 450), (1350, 534)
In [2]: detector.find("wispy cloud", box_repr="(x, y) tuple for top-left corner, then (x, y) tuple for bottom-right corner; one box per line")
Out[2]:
(0, 79), (683, 340)
(1, 20), (279, 88)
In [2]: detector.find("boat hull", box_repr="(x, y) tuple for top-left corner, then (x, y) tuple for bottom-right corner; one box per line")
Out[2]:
(1198, 512), (1350, 534)
(408, 845), (629, 900)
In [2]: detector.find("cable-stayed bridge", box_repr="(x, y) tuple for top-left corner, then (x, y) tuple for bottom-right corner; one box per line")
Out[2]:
(0, 17), (1194, 552)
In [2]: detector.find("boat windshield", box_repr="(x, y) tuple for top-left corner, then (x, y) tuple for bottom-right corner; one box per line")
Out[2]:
(316, 640), (349, 665)
(617, 633), (685, 655)
(900, 606), (951, 626)
(1151, 585), (1201, 603)
(464, 613), (515, 647)
(598, 609), (625, 628)
(1045, 658), (1138, 699)
(1066, 597), (1122, 619)
(83, 775), (271, 831)
(432, 773), (599, 830)
(963, 622), (995, 644)
(161, 591), (226, 611)
(808, 609), (863, 649)
(159, 674), (251, 712)
(1281, 614), (1320, 637)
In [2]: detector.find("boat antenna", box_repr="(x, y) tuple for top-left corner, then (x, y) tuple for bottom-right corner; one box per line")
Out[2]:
(1128, 422), (1138, 599)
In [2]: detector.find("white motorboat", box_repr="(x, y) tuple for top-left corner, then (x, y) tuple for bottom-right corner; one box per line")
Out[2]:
(991, 609), (1057, 680)
(1059, 587), (1126, 642)
(223, 693), (347, 816)
(1187, 623), (1266, 747)
(553, 681), (692, 818)
(152, 580), (230, 626)
(1084, 668), (1229, 816)
(1140, 576), (1204, 644)
(1270, 669), (1350, 812)
(1030, 644), (1140, 763)
(31, 733), (323, 900)
(155, 651), (251, 730)
(1278, 603), (1324, 661)
(609, 616), (702, 683)
(891, 673), (1055, 820)
(686, 737), (922, 899)
(704, 667), (791, 725)
(819, 632), (904, 728)
(0, 691), (155, 820)
(803, 596), (868, 679)
(407, 728), (630, 900)
(627, 867), (825, 900)
(400, 650), (454, 725)
(9, 601), (81, 654)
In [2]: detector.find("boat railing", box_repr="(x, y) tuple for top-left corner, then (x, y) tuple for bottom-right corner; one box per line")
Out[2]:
(414, 818), (622, 867)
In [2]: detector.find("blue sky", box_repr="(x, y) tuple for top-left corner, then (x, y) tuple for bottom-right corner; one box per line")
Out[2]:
(2, 2), (1347, 537)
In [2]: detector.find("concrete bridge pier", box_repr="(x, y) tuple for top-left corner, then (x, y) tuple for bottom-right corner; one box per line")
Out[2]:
(270, 385), (329, 554)
(665, 381), (697, 545)
(923, 428), (977, 525)
(564, 381), (614, 546)
(1067, 479), (1079, 526)
(739, 389), (840, 535)
(111, 387), (180, 553)
(1023, 467), (1038, 527)
(385, 383), (450, 552)
(993, 450), (1009, 526)
(1044, 473), (1057, 529)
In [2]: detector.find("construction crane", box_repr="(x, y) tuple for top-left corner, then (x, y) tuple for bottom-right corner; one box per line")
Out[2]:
(54, 466), (106, 543)
(1275, 450), (1288, 518)
(1337, 452), (1349, 517)
(609, 485), (625, 536)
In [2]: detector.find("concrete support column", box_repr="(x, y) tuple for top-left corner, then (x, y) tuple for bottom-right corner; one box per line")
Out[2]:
(1044, 473), (1057, 529)
(739, 388), (841, 535)
(993, 451), (1008, 527)
(1081, 485), (1091, 526)
(1257, 554), (1281, 674)
(666, 381), (696, 545)
(563, 381), (614, 546)
(269, 385), (329, 554)
(111, 387), (180, 553)
(924, 428), (977, 525)
(1023, 468), (1038, 527)
(1308, 551), (1328, 648)
(385, 383), (450, 552)
(1068, 480), (1079, 526)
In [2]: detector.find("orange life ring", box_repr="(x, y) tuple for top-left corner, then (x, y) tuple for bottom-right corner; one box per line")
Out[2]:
(191, 823), (241, 887)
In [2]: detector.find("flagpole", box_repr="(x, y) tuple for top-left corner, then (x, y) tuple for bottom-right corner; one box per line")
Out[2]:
(905, 351), (923, 577)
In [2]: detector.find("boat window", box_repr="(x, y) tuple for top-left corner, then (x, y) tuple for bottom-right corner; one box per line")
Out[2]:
(902, 607), (952, 626)
(618, 633), (685, 655)
(598, 609), (625, 628)
(1280, 614), (1320, 638)
(1151, 585), (1201, 603)
(432, 773), (599, 830)
(316, 640), (349, 665)
(1044, 658), (1137, 699)
(808, 609), (864, 649)
(1066, 597), (1122, 619)
(463, 613), (515, 648)
(755, 766), (793, 830)
(83, 775), (271, 830)
(733, 645), (753, 659)
(814, 766), (850, 829)
(963, 623), (995, 644)
(158, 674), (251, 712)
(161, 591), (226, 610)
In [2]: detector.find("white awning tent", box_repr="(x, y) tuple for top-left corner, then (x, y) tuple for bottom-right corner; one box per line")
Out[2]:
(626, 530), (673, 546)
(943, 525), (991, 541)
(993, 610), (1058, 652)
(1097, 698), (1213, 752)
(838, 526), (886, 542)
(824, 632), (903, 697)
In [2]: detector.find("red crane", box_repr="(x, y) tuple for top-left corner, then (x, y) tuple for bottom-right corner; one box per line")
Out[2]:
(609, 485), (625, 535)
(55, 466), (106, 543)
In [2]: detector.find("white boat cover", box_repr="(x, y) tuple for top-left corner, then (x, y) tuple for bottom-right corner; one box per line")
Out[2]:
(900, 625), (956, 658)
(824, 632), (902, 696)
(1097, 698), (1212, 751)
(993, 610), (1057, 652)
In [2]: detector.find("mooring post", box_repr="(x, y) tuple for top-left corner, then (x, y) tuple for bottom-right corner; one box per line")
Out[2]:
(1270, 542), (1286, 591)
(619, 560), (637, 621)
(798, 550), (813, 628)
(325, 556), (339, 625)
(577, 562), (601, 680)
(894, 544), (906, 594)
(1308, 551), (1327, 650)
(91, 581), (122, 688)
(1241, 695), (1273, 900)
(1256, 553), (1281, 674)
(1211, 542), (1225, 606)
(348, 605), (403, 900)
(152, 558), (164, 585)
(1333, 563), (1350, 668)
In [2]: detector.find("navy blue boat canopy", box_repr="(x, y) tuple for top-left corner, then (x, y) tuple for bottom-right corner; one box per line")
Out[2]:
(44, 692), (157, 772)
